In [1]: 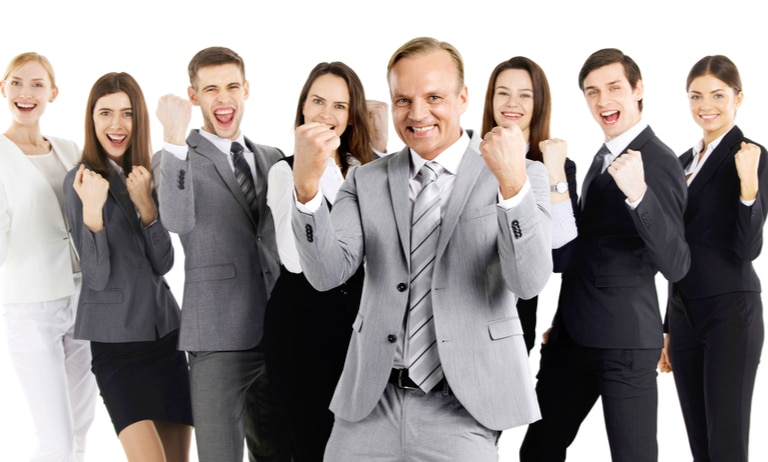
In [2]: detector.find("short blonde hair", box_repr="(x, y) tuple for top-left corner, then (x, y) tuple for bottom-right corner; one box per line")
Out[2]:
(387, 37), (464, 90)
(3, 52), (57, 88)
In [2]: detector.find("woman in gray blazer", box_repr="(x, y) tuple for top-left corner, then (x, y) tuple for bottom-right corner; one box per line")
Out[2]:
(63, 72), (192, 462)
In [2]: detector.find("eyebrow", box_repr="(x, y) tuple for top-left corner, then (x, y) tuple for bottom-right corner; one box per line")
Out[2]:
(495, 85), (533, 92)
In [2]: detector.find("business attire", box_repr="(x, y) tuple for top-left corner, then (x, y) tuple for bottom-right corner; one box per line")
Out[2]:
(517, 157), (578, 352)
(293, 130), (552, 461)
(667, 125), (766, 462)
(264, 155), (364, 462)
(0, 135), (97, 462)
(63, 160), (192, 435)
(157, 129), (289, 462)
(520, 123), (690, 462)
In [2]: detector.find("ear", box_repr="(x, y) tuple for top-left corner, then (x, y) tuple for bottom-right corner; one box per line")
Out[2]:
(735, 90), (744, 109)
(243, 80), (249, 100)
(49, 86), (59, 103)
(187, 85), (199, 106)
(457, 85), (469, 115)
(0, 81), (5, 98)
(633, 79), (645, 103)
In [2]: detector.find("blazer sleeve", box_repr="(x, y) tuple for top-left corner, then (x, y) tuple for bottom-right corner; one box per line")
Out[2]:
(63, 168), (112, 291)
(496, 160), (553, 299)
(629, 147), (690, 283)
(140, 213), (175, 277)
(157, 148), (196, 234)
(734, 143), (768, 261)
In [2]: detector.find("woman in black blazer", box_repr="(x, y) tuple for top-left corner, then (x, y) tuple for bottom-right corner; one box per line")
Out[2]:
(481, 56), (578, 352)
(660, 55), (767, 462)
(64, 72), (192, 462)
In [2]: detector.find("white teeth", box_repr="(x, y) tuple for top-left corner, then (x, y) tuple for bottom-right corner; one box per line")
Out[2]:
(215, 109), (233, 115)
(107, 134), (126, 142)
(412, 126), (434, 132)
(700, 114), (717, 120)
(601, 110), (618, 117)
(16, 103), (34, 109)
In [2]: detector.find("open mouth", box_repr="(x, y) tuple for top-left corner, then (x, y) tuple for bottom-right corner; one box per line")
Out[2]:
(214, 108), (235, 125)
(409, 125), (435, 135)
(106, 134), (127, 146)
(501, 111), (523, 120)
(601, 110), (620, 124)
(15, 102), (36, 112)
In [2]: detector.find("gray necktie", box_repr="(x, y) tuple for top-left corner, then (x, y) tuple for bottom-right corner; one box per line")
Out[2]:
(580, 143), (610, 210)
(231, 142), (259, 217)
(407, 161), (444, 393)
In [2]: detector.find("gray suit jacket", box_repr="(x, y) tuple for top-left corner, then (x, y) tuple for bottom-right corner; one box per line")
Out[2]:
(64, 163), (180, 343)
(292, 130), (552, 431)
(157, 129), (283, 351)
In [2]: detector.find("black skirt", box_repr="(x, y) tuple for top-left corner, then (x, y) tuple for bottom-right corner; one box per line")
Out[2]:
(90, 329), (193, 435)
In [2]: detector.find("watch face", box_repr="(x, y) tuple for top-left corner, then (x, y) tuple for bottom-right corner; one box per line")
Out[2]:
(552, 181), (567, 193)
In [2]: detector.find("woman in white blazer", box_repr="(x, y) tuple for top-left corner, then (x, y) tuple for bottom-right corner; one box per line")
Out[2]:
(0, 52), (97, 461)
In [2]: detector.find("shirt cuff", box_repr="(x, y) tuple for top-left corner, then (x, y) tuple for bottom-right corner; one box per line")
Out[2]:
(163, 142), (188, 160)
(741, 197), (757, 207)
(626, 191), (646, 210)
(294, 187), (323, 213)
(497, 180), (531, 210)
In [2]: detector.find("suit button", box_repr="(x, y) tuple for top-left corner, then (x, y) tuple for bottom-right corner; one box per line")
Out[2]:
(511, 220), (522, 239)
(387, 334), (397, 343)
(305, 224), (314, 243)
(397, 283), (407, 292)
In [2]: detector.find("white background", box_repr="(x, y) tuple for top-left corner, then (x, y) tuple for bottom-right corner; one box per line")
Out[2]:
(1, 0), (766, 460)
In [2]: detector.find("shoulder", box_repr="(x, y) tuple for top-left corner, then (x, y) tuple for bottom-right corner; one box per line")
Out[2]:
(247, 138), (285, 163)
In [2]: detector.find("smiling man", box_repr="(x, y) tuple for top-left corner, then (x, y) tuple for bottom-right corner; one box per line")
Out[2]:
(520, 48), (691, 462)
(291, 37), (552, 461)
(155, 47), (289, 462)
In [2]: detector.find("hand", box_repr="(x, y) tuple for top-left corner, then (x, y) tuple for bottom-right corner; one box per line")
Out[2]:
(72, 164), (109, 232)
(607, 149), (647, 203)
(479, 124), (528, 199)
(127, 166), (157, 225)
(367, 100), (389, 153)
(539, 138), (568, 172)
(542, 327), (552, 345)
(658, 333), (672, 373)
(293, 122), (339, 203)
(156, 94), (192, 145)
(735, 141), (760, 201)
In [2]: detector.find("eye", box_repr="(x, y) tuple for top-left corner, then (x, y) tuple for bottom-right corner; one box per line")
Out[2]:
(334, 104), (347, 110)
(312, 98), (323, 105)
(713, 93), (723, 99)
(99, 110), (111, 117)
(10, 80), (21, 86)
(520, 92), (533, 99)
(586, 90), (597, 97)
(495, 90), (509, 97)
(394, 97), (409, 107)
(690, 94), (700, 100)
(428, 95), (441, 103)
(123, 111), (133, 118)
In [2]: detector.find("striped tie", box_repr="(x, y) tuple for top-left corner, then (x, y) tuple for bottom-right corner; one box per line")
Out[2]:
(407, 161), (444, 393)
(231, 142), (259, 217)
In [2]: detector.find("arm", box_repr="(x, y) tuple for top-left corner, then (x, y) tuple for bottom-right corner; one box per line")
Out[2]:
(614, 149), (690, 282)
(267, 160), (302, 273)
(126, 166), (174, 275)
(551, 159), (579, 273)
(0, 182), (9, 265)
(64, 165), (112, 291)
(541, 140), (577, 249)
(734, 142), (768, 260)
(155, 94), (195, 234)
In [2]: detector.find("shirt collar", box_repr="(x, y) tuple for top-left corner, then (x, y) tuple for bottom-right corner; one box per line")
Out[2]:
(409, 130), (469, 179)
(199, 129), (247, 155)
(604, 120), (648, 158)
(686, 130), (728, 175)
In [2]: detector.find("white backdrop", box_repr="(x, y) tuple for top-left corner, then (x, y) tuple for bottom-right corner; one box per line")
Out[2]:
(1, 0), (766, 460)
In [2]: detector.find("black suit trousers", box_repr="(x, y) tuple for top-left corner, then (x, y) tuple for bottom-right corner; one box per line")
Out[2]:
(520, 324), (659, 462)
(668, 289), (764, 462)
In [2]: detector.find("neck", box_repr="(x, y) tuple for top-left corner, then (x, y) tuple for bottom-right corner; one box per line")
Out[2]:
(4, 120), (44, 146)
(702, 124), (734, 150)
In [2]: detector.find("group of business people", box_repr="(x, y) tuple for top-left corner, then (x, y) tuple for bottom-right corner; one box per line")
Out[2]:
(0, 37), (765, 462)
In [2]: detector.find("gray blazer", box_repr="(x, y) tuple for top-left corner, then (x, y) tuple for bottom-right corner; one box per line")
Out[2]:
(292, 130), (552, 431)
(157, 130), (283, 352)
(64, 163), (180, 343)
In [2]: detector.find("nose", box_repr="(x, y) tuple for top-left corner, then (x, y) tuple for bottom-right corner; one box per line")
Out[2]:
(409, 98), (428, 121)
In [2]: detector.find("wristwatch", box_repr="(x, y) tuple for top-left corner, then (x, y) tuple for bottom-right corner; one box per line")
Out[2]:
(550, 181), (568, 194)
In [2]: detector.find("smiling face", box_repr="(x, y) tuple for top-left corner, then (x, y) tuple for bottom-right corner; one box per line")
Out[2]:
(1, 60), (58, 126)
(582, 62), (643, 141)
(492, 68), (534, 142)
(389, 49), (468, 160)
(302, 73), (350, 138)
(688, 73), (742, 142)
(188, 63), (248, 140)
(93, 91), (132, 162)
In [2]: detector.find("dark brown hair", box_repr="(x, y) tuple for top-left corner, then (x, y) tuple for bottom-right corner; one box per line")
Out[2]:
(481, 57), (551, 162)
(188, 46), (245, 88)
(578, 48), (643, 111)
(686, 55), (742, 93)
(82, 72), (151, 177)
(295, 62), (374, 173)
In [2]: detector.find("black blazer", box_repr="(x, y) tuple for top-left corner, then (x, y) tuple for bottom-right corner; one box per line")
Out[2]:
(673, 125), (767, 299)
(553, 126), (690, 349)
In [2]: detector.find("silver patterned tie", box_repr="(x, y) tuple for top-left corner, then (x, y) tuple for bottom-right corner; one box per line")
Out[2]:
(231, 141), (259, 217)
(407, 161), (444, 393)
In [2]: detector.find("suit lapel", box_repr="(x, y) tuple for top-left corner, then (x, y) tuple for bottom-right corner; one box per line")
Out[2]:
(435, 141), (483, 258)
(189, 131), (257, 227)
(388, 148), (412, 265)
(105, 165), (144, 240)
(688, 126), (742, 196)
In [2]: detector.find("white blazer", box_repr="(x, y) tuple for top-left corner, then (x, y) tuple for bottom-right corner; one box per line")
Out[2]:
(0, 135), (81, 303)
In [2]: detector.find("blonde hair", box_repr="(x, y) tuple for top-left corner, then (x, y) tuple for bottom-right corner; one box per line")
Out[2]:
(3, 52), (57, 88)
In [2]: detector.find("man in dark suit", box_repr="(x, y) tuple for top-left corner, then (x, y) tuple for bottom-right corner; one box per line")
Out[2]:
(155, 47), (288, 462)
(520, 48), (690, 462)
(291, 37), (552, 461)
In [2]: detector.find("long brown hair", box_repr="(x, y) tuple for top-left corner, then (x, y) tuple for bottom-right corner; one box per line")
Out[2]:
(481, 57), (551, 162)
(295, 62), (374, 173)
(81, 72), (151, 177)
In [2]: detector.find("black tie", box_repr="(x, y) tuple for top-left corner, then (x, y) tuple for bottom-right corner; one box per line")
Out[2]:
(580, 144), (610, 210)
(231, 142), (259, 217)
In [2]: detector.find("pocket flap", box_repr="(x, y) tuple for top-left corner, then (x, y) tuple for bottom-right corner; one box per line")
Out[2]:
(488, 317), (522, 340)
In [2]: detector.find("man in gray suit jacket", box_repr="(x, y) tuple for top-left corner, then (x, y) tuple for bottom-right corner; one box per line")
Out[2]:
(156, 47), (288, 462)
(292, 37), (552, 461)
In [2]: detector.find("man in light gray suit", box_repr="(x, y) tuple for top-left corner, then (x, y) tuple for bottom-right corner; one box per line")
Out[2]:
(292, 37), (553, 461)
(155, 47), (289, 462)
